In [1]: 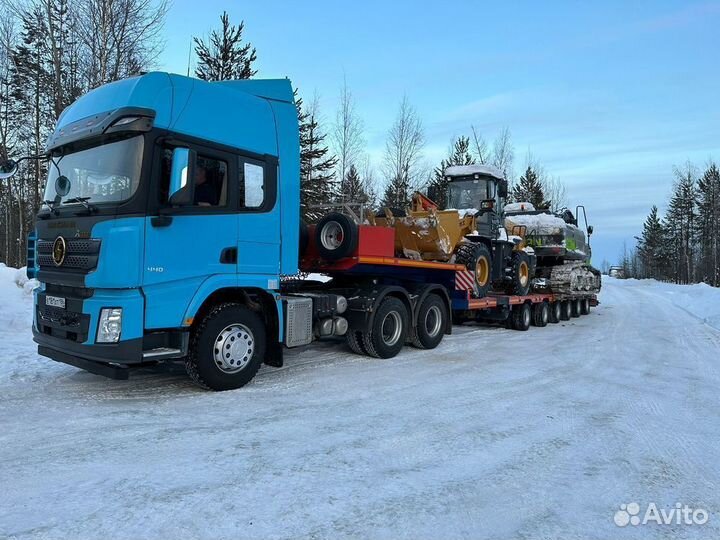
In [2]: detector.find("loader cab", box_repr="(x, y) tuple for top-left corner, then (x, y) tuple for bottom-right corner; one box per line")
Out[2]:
(444, 164), (507, 238)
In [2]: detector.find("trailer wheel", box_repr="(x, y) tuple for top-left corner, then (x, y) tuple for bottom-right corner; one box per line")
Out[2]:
(185, 303), (266, 391)
(571, 298), (582, 318)
(559, 300), (571, 321)
(532, 302), (549, 327)
(412, 294), (447, 349)
(548, 302), (561, 324)
(580, 298), (591, 315)
(511, 303), (531, 331)
(507, 251), (531, 296)
(361, 296), (409, 358)
(346, 330), (368, 355)
(455, 242), (492, 297)
(315, 212), (358, 261)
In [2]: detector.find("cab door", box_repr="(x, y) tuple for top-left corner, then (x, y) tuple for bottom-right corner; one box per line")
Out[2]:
(235, 154), (280, 283)
(143, 141), (239, 330)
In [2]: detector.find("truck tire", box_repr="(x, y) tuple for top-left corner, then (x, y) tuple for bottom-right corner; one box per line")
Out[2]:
(185, 303), (266, 391)
(361, 296), (409, 359)
(455, 242), (492, 297)
(507, 251), (531, 296)
(548, 301), (561, 324)
(559, 300), (571, 321)
(412, 294), (447, 349)
(315, 212), (358, 261)
(531, 302), (549, 327)
(571, 298), (582, 318)
(346, 330), (368, 355)
(580, 298), (591, 315)
(511, 303), (531, 331)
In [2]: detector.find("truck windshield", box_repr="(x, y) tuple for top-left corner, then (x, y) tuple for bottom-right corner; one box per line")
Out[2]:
(447, 178), (493, 209)
(43, 135), (144, 207)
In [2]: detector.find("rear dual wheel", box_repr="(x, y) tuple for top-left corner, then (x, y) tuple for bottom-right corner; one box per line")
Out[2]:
(531, 302), (549, 327)
(412, 294), (447, 349)
(548, 302), (561, 324)
(510, 303), (531, 331)
(580, 298), (591, 315)
(347, 296), (409, 359)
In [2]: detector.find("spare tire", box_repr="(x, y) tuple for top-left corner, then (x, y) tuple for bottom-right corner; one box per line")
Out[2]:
(315, 212), (358, 261)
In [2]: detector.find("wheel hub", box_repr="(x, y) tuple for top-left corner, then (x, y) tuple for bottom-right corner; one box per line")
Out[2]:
(214, 323), (254, 374)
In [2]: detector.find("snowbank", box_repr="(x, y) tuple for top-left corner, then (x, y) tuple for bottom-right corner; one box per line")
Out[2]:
(609, 276), (720, 331)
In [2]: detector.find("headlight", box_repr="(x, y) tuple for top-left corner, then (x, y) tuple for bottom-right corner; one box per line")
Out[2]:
(97, 308), (123, 343)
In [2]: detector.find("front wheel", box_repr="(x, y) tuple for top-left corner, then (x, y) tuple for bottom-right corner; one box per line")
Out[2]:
(186, 303), (266, 391)
(507, 251), (531, 296)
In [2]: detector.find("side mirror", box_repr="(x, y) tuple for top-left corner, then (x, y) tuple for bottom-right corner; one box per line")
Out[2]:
(168, 147), (195, 206)
(498, 179), (508, 199)
(0, 159), (18, 180)
(587, 225), (594, 236)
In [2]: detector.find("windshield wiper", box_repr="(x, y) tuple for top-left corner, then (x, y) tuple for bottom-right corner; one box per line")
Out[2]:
(63, 196), (98, 214)
(39, 199), (60, 218)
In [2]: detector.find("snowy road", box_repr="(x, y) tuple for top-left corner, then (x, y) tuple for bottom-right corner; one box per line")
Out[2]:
(1, 276), (719, 539)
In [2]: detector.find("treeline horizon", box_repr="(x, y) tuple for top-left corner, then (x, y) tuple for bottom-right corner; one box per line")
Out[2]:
(618, 160), (720, 288)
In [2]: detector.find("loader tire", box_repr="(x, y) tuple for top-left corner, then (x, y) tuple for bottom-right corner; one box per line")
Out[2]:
(185, 303), (266, 391)
(507, 251), (531, 296)
(361, 296), (409, 359)
(455, 242), (492, 297)
(316, 212), (358, 261)
(412, 294), (447, 349)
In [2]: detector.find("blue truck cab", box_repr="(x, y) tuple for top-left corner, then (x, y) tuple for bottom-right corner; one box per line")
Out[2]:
(26, 72), (323, 389)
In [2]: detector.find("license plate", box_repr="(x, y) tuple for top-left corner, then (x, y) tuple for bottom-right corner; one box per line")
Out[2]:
(45, 295), (66, 309)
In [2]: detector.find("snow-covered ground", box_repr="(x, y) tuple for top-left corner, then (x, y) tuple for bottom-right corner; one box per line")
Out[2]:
(1, 272), (719, 539)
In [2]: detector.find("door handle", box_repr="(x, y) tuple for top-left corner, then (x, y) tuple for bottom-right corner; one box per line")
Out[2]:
(220, 247), (237, 264)
(151, 215), (173, 227)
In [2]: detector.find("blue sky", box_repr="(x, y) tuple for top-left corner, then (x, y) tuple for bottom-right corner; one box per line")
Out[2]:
(158, 1), (720, 266)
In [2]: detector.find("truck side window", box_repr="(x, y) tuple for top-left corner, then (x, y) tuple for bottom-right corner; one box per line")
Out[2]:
(159, 148), (227, 207)
(194, 156), (228, 207)
(241, 161), (264, 208)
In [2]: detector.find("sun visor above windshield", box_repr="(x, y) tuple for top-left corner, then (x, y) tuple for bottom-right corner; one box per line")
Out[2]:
(45, 107), (156, 152)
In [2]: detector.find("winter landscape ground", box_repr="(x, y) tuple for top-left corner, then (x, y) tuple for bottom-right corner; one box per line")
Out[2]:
(1, 267), (719, 540)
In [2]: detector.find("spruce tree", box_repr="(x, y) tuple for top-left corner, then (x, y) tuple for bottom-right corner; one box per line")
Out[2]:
(342, 164), (370, 205)
(427, 136), (474, 208)
(296, 92), (337, 221)
(665, 166), (699, 284)
(635, 206), (668, 279)
(697, 163), (720, 285)
(511, 166), (550, 209)
(194, 12), (257, 81)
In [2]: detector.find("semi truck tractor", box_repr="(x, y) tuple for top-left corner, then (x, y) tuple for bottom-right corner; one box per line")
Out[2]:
(0, 72), (599, 390)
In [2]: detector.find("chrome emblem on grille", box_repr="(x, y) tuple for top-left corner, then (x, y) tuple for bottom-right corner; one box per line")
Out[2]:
(52, 236), (66, 266)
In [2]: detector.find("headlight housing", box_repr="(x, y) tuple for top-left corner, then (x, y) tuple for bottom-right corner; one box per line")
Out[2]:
(97, 308), (123, 343)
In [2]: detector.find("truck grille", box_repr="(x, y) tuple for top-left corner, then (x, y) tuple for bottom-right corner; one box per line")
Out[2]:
(37, 238), (101, 272)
